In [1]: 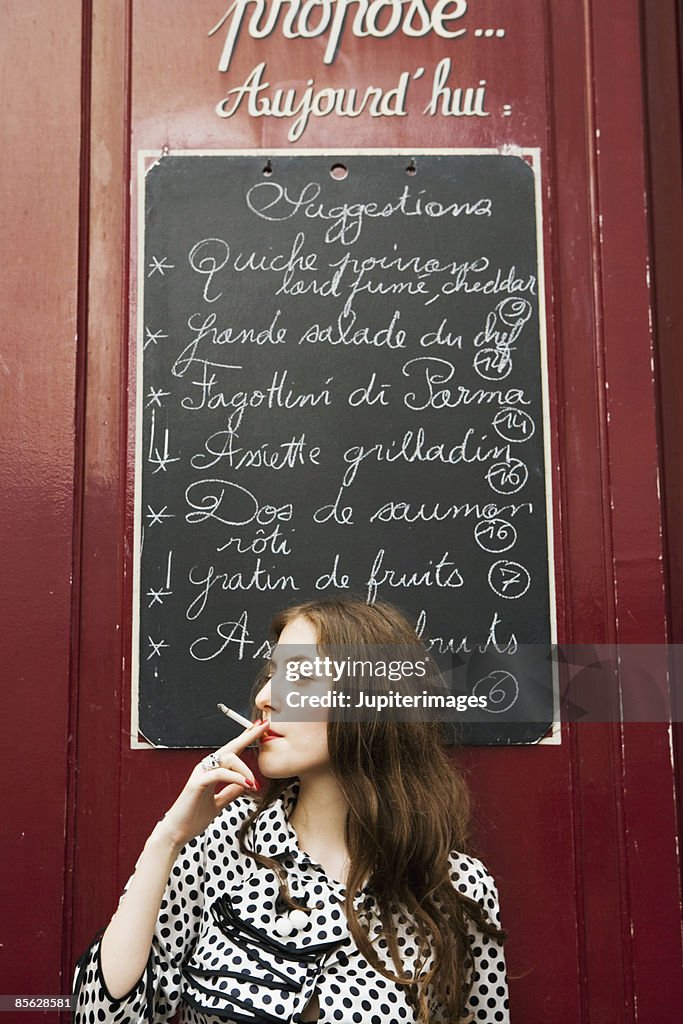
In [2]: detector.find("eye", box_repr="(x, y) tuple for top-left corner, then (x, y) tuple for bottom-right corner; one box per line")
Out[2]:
(283, 661), (324, 687)
(292, 673), (314, 687)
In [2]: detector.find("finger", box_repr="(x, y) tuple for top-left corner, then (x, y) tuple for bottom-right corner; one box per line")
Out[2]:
(220, 718), (271, 756)
(214, 782), (253, 811)
(218, 751), (253, 779)
(196, 751), (255, 785)
(195, 767), (256, 792)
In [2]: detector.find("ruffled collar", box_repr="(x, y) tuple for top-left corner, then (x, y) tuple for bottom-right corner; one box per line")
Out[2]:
(250, 779), (373, 903)
(251, 778), (302, 862)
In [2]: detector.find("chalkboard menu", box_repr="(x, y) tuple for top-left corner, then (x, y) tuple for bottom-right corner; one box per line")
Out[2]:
(133, 151), (556, 748)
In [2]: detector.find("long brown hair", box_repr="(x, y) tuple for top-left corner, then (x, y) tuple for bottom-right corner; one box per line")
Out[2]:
(237, 597), (507, 1023)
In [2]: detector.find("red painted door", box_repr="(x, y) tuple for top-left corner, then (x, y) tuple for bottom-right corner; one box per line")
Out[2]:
(0, 0), (84, 1014)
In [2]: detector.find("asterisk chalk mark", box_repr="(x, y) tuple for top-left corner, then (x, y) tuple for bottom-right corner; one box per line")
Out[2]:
(148, 409), (180, 473)
(150, 446), (180, 474)
(148, 256), (175, 277)
(147, 636), (169, 659)
(146, 386), (171, 408)
(146, 505), (174, 526)
(144, 327), (169, 350)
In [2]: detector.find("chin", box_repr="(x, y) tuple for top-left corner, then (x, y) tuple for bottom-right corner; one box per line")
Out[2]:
(256, 750), (287, 777)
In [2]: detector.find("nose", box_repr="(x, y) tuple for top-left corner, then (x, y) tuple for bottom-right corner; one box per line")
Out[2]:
(254, 677), (274, 718)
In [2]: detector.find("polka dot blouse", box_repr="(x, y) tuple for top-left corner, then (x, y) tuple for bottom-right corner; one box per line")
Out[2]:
(73, 781), (509, 1023)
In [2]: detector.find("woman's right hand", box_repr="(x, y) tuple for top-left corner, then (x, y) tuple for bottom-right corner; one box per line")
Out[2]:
(155, 718), (271, 850)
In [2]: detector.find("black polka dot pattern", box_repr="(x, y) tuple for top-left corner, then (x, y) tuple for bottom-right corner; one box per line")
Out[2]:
(72, 781), (509, 1022)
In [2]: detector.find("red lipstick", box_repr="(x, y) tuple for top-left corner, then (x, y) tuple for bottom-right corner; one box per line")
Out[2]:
(260, 727), (283, 742)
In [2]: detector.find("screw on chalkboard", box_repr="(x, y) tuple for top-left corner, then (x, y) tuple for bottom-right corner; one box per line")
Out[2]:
(330, 162), (348, 180)
(262, 159), (273, 176)
(161, 144), (170, 156)
(406, 158), (417, 176)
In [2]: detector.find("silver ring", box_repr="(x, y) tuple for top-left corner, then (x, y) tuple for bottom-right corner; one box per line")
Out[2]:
(201, 752), (221, 771)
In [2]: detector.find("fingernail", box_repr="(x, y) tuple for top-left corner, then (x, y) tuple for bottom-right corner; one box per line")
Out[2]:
(244, 779), (254, 788)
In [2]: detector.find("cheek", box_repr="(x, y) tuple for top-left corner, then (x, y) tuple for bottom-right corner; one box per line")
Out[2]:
(258, 722), (330, 776)
(308, 724), (329, 757)
(290, 722), (330, 769)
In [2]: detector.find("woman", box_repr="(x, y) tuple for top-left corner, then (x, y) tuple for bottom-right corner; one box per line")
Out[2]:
(73, 598), (510, 1023)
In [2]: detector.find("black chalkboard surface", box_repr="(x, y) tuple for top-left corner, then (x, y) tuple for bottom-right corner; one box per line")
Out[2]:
(133, 151), (556, 748)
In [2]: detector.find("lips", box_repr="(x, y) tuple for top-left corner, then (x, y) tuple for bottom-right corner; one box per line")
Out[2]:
(261, 726), (284, 741)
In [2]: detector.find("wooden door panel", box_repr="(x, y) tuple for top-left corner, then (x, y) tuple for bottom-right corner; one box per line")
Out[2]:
(59, 3), (683, 1022)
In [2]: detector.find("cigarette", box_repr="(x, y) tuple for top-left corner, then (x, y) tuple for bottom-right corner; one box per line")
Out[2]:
(217, 703), (253, 728)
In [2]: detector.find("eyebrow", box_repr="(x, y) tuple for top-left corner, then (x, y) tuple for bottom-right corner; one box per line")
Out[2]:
(268, 651), (316, 666)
